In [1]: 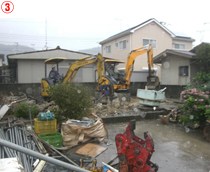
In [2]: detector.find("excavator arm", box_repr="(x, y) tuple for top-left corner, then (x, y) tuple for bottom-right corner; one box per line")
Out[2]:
(96, 53), (105, 84)
(146, 44), (159, 89)
(41, 54), (105, 100)
(97, 44), (159, 102)
(124, 44), (159, 88)
(124, 44), (152, 86)
(63, 54), (105, 83)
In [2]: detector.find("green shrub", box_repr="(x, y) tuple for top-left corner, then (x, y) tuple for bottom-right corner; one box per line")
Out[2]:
(48, 82), (94, 121)
(180, 88), (210, 128)
(185, 72), (210, 91)
(14, 102), (39, 119)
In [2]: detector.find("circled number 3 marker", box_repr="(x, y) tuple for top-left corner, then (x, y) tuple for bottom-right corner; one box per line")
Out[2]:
(1, 1), (14, 14)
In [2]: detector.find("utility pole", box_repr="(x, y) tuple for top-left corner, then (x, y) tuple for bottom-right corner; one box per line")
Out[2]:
(45, 18), (48, 50)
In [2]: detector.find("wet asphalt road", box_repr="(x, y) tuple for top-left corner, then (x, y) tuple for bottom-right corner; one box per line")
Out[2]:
(42, 119), (210, 172)
(96, 119), (210, 172)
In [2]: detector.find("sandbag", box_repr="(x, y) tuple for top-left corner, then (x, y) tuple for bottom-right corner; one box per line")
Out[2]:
(61, 114), (107, 147)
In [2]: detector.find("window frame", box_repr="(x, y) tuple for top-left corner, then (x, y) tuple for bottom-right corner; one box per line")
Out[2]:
(142, 39), (157, 48)
(119, 40), (127, 50)
(115, 42), (118, 48)
(179, 66), (188, 76)
(105, 45), (111, 54)
(173, 43), (185, 50)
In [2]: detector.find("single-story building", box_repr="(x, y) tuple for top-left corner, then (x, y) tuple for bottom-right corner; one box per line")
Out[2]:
(7, 46), (100, 84)
(153, 42), (209, 85)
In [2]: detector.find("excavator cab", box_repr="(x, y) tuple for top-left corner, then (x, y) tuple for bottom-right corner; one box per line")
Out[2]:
(41, 57), (67, 99)
(95, 59), (125, 103)
(104, 59), (125, 84)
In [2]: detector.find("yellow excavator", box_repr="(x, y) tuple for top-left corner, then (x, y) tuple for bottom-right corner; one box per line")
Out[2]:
(41, 57), (67, 99)
(41, 54), (105, 100)
(41, 54), (124, 100)
(97, 44), (159, 101)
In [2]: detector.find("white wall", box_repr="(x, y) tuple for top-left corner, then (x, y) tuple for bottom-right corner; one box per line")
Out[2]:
(82, 68), (94, 82)
(161, 55), (190, 85)
(130, 71), (148, 82)
(9, 49), (97, 83)
(17, 59), (96, 83)
(18, 60), (44, 83)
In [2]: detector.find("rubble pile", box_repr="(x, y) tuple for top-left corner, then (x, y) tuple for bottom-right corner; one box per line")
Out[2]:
(0, 117), (46, 171)
(91, 97), (142, 118)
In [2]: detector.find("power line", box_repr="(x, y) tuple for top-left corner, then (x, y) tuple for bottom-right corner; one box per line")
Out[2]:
(0, 19), (103, 25)
(0, 33), (103, 41)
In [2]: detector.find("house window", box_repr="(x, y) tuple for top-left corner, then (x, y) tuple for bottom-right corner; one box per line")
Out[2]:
(105, 45), (111, 54)
(119, 40), (126, 50)
(143, 39), (156, 48)
(174, 43), (185, 49)
(179, 66), (188, 76)
(115, 42), (118, 48)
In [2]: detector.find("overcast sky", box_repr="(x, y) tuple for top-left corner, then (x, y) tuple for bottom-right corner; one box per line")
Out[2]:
(0, 0), (210, 51)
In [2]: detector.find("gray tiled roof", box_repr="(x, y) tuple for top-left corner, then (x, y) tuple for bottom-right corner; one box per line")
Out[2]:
(153, 49), (197, 63)
(168, 49), (196, 56)
(99, 18), (154, 44)
(7, 46), (92, 58)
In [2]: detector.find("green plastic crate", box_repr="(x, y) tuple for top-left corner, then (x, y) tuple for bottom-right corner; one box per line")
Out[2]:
(38, 132), (62, 148)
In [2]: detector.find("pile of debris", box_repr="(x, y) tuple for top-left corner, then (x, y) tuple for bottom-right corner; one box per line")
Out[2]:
(0, 93), (109, 171)
(0, 114), (109, 172)
(0, 118), (46, 171)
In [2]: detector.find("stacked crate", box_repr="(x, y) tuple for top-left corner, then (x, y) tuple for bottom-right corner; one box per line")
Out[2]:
(34, 118), (57, 135)
(34, 112), (62, 148)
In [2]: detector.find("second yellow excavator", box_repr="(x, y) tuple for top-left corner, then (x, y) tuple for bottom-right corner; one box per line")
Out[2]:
(97, 44), (159, 101)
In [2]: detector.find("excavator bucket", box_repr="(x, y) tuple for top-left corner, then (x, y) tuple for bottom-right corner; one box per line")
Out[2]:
(146, 76), (160, 90)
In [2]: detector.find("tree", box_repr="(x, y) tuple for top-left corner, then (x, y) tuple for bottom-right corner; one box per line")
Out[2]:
(195, 43), (210, 73)
(48, 83), (94, 122)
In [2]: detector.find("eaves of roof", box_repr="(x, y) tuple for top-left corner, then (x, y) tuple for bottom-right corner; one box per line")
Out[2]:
(99, 18), (195, 45)
(130, 18), (176, 37)
(173, 36), (195, 42)
(153, 49), (197, 64)
(99, 18), (153, 44)
(7, 46), (92, 59)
